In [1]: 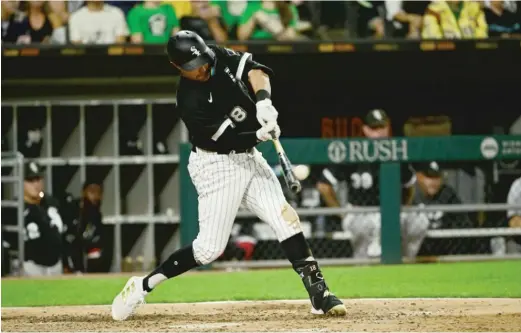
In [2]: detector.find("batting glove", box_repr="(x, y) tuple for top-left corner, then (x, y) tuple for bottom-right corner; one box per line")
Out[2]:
(256, 121), (281, 142)
(256, 99), (278, 126)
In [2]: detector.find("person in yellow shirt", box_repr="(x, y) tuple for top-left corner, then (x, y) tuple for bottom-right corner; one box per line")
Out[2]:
(161, 0), (229, 42)
(422, 0), (488, 39)
(162, 1), (193, 19)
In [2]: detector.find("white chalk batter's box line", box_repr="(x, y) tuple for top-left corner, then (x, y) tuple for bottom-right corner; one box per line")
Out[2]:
(10, 326), (521, 333)
(6, 297), (521, 310)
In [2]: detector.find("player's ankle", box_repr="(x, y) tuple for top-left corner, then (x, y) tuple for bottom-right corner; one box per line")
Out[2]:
(142, 278), (153, 292)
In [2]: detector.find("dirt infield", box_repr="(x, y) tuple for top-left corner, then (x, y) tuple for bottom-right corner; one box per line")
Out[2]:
(2, 298), (520, 332)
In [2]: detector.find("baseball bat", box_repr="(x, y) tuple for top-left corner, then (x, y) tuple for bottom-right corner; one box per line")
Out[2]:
(271, 139), (302, 194)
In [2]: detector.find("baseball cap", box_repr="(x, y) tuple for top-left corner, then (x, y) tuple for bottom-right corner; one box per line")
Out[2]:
(24, 161), (44, 180)
(364, 109), (390, 128)
(416, 161), (443, 178)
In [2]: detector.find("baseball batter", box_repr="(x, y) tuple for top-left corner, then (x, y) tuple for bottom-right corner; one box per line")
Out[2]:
(111, 30), (346, 320)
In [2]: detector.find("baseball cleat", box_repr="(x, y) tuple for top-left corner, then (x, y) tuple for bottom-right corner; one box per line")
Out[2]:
(111, 276), (148, 321)
(310, 290), (347, 316)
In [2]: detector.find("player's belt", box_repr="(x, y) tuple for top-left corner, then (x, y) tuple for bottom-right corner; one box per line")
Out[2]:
(191, 146), (254, 155)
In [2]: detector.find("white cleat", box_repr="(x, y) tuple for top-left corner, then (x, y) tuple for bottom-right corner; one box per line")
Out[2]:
(111, 276), (148, 321)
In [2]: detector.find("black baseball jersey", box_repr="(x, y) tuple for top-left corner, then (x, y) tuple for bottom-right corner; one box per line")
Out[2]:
(24, 194), (63, 266)
(318, 163), (416, 206)
(412, 183), (473, 229)
(177, 45), (274, 152)
(60, 196), (105, 272)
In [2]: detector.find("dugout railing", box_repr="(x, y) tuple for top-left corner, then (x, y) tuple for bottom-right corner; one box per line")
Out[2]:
(1, 151), (26, 274)
(1, 98), (184, 273)
(179, 136), (521, 266)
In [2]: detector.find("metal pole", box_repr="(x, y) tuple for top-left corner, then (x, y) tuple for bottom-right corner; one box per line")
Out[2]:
(17, 153), (25, 276)
(113, 103), (122, 272)
(46, 103), (53, 193)
(12, 105), (18, 155)
(145, 103), (155, 271)
(79, 104), (86, 183)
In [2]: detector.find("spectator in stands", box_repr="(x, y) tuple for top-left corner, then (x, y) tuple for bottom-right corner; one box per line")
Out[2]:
(422, 0), (488, 39)
(163, 0), (192, 21)
(484, 0), (521, 37)
(127, 0), (179, 44)
(24, 1), (54, 44)
(67, 0), (84, 14)
(210, 0), (248, 40)
(413, 161), (474, 255)
(356, 1), (385, 38)
(105, 0), (141, 16)
(164, 0), (228, 42)
(1, 0), (31, 44)
(46, 1), (69, 44)
(237, 0), (302, 41)
(69, 0), (129, 44)
(385, 0), (430, 38)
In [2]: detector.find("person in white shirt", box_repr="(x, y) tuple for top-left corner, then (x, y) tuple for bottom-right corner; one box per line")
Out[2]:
(69, 1), (128, 44)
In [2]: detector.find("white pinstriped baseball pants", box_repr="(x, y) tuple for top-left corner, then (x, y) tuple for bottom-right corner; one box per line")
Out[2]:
(188, 147), (302, 265)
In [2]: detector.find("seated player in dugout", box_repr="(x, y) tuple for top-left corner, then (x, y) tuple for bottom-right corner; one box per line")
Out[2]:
(111, 30), (347, 321)
(316, 109), (429, 260)
(501, 176), (521, 254)
(22, 161), (64, 276)
(412, 161), (474, 256)
(61, 180), (108, 273)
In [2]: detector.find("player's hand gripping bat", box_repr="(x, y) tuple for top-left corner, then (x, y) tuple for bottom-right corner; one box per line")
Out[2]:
(271, 137), (302, 194)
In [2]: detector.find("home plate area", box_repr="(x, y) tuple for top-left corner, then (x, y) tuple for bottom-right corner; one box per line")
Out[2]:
(2, 298), (520, 332)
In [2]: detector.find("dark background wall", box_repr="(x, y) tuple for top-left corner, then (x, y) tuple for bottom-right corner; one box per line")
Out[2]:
(3, 39), (521, 138)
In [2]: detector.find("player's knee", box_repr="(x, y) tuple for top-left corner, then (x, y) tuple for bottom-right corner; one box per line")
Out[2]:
(281, 202), (300, 227)
(192, 238), (226, 265)
(402, 213), (429, 239)
(350, 214), (378, 239)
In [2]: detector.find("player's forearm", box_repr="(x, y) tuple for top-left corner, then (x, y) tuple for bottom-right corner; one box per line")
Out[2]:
(237, 19), (256, 40)
(248, 69), (271, 100)
(316, 182), (341, 207)
(393, 11), (410, 23)
(207, 18), (228, 42)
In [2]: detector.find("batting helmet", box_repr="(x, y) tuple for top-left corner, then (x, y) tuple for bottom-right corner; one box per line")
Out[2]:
(166, 30), (216, 71)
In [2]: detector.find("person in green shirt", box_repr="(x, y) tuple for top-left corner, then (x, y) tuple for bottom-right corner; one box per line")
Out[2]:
(127, 0), (179, 44)
(237, 0), (301, 40)
(209, 0), (248, 39)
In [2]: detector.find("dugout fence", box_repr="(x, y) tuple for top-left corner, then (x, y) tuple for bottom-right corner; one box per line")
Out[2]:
(1, 98), (184, 273)
(1, 152), (25, 274)
(2, 97), (520, 273)
(180, 136), (521, 267)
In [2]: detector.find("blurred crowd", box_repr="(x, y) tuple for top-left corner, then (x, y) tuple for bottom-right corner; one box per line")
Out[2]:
(2, 0), (521, 45)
